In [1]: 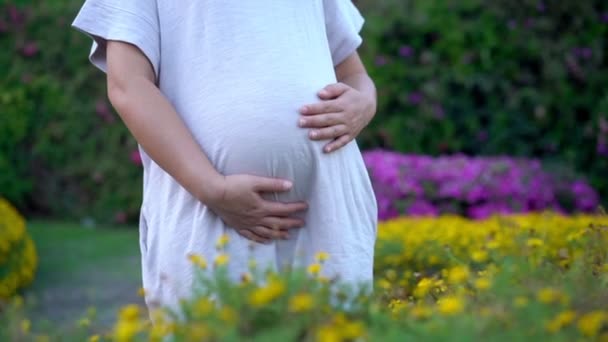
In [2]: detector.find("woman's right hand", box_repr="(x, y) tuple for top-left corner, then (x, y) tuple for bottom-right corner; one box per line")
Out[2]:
(204, 174), (308, 244)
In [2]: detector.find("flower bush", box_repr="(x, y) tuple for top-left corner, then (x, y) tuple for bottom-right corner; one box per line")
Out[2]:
(3, 213), (607, 341)
(0, 198), (37, 299)
(363, 149), (600, 220)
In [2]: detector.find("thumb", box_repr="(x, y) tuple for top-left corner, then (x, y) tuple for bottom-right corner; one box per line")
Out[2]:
(251, 176), (293, 193)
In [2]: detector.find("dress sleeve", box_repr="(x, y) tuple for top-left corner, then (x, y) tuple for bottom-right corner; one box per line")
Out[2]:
(323, 0), (365, 67)
(71, 0), (160, 78)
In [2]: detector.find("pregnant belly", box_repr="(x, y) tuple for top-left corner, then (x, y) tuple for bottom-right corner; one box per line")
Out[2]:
(182, 86), (329, 199)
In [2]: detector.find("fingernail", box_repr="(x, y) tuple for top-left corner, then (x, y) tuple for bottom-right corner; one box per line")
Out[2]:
(300, 106), (308, 114)
(299, 119), (306, 127)
(325, 146), (332, 153)
(310, 131), (317, 138)
(319, 90), (328, 96)
(283, 181), (292, 189)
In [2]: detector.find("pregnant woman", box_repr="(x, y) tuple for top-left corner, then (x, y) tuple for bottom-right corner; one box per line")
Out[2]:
(72, 0), (378, 312)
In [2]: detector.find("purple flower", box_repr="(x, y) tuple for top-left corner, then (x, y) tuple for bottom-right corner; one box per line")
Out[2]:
(432, 104), (445, 119)
(398, 45), (414, 58)
(601, 12), (608, 24)
(362, 149), (600, 220)
(507, 20), (517, 30)
(20, 41), (38, 57)
(537, 2), (546, 12)
(408, 91), (424, 105)
(95, 99), (115, 123)
(375, 55), (388, 66)
(597, 140), (608, 157)
(407, 200), (438, 217)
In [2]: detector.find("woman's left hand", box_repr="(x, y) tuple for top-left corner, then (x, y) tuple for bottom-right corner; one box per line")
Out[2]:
(298, 82), (376, 153)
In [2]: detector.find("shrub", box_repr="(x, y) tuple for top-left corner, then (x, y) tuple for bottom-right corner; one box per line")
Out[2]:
(0, 2), (142, 221)
(355, 0), (608, 204)
(0, 198), (37, 299)
(363, 149), (600, 220)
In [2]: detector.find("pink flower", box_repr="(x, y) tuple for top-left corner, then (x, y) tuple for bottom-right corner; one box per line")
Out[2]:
(20, 41), (38, 57)
(130, 150), (142, 166)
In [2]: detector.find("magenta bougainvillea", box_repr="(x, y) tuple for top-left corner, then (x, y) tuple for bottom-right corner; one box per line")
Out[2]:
(363, 149), (600, 220)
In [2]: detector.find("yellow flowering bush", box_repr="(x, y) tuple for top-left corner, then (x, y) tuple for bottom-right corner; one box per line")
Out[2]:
(0, 198), (37, 299)
(3, 212), (608, 341)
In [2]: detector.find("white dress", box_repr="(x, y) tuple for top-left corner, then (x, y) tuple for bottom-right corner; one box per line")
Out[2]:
(73, 0), (378, 312)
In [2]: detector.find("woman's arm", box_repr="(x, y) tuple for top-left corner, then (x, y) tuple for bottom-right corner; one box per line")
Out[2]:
(106, 41), (307, 242)
(298, 52), (377, 153)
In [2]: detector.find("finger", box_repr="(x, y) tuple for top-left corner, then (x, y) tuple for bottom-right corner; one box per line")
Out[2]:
(309, 124), (348, 141)
(251, 176), (293, 193)
(260, 216), (305, 230)
(323, 134), (352, 153)
(263, 201), (309, 217)
(318, 83), (350, 99)
(251, 226), (289, 240)
(298, 113), (342, 128)
(299, 100), (342, 115)
(238, 230), (271, 244)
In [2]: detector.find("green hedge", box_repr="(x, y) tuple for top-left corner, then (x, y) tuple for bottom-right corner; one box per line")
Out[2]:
(1, 0), (606, 222)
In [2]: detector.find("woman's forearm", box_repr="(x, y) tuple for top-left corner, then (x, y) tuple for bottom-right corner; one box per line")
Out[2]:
(106, 43), (223, 204)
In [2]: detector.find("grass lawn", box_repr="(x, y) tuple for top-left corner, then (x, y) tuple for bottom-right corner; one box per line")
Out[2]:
(22, 221), (143, 331)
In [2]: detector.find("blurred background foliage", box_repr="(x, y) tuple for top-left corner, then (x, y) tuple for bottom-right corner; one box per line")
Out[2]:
(1, 0), (606, 222)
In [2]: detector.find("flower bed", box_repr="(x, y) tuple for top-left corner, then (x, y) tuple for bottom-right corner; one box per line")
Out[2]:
(5, 212), (607, 341)
(0, 198), (37, 299)
(363, 149), (600, 220)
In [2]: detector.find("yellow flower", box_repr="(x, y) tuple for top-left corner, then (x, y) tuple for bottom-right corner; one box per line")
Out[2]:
(193, 297), (214, 316)
(410, 304), (432, 320)
(471, 250), (489, 263)
(437, 296), (465, 315)
(342, 321), (365, 339)
(89, 335), (100, 342)
(220, 306), (237, 323)
(216, 234), (230, 249)
(307, 263), (322, 276)
(536, 287), (561, 304)
(577, 311), (606, 337)
(545, 310), (576, 333)
(78, 318), (91, 328)
(21, 319), (31, 334)
(377, 278), (391, 290)
(118, 304), (141, 321)
(289, 293), (314, 313)
(214, 253), (230, 267)
(248, 279), (286, 307)
(413, 277), (433, 298)
(187, 324), (210, 340)
(188, 253), (208, 269)
(315, 251), (330, 263)
(526, 238), (544, 248)
(114, 320), (142, 342)
(316, 326), (341, 342)
(388, 299), (407, 314)
(447, 266), (470, 284)
(474, 277), (491, 291)
(514, 296), (529, 308)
